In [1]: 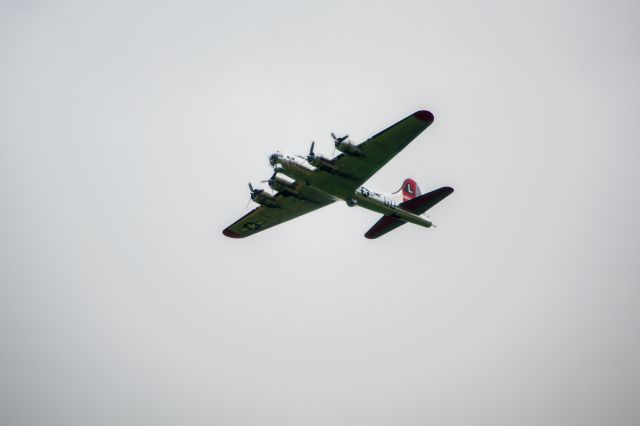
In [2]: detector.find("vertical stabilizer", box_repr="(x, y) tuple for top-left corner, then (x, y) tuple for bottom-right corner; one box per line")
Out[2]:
(392, 178), (422, 203)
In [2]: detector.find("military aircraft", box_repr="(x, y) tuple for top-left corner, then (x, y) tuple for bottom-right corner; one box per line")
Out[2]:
(223, 110), (453, 239)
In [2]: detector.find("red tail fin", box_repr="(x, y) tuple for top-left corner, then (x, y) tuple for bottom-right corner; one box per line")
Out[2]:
(400, 178), (421, 202)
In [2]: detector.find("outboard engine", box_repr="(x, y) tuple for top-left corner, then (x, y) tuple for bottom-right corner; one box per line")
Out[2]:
(332, 133), (364, 156)
(248, 183), (279, 208)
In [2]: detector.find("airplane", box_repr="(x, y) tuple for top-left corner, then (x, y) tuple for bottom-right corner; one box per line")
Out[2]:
(222, 110), (453, 239)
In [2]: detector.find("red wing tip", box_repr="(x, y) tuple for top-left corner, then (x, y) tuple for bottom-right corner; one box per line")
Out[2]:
(413, 110), (434, 124)
(223, 229), (242, 238)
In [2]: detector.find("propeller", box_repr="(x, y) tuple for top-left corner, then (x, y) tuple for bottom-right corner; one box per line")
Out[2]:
(249, 182), (265, 197)
(307, 141), (316, 162)
(261, 172), (277, 193)
(331, 132), (349, 147)
(245, 186), (252, 207)
(247, 182), (264, 207)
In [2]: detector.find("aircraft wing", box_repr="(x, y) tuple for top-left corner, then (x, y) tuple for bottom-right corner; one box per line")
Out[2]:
(223, 190), (335, 238)
(326, 110), (435, 193)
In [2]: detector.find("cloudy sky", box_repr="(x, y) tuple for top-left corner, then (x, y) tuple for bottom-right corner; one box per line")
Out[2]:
(2, 1), (639, 425)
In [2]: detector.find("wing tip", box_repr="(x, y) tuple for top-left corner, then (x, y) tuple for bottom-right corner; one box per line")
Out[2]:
(223, 228), (243, 238)
(413, 110), (434, 125)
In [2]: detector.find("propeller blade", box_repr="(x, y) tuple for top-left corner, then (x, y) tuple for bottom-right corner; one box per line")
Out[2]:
(331, 133), (349, 145)
(261, 171), (277, 184)
(246, 183), (254, 208)
(309, 141), (315, 156)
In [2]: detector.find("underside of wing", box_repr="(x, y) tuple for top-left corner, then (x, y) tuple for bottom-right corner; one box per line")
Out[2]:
(324, 110), (434, 192)
(223, 188), (335, 238)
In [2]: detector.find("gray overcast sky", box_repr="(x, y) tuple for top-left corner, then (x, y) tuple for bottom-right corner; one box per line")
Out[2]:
(2, 1), (640, 425)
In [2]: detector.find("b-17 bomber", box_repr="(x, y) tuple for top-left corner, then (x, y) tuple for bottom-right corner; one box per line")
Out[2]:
(223, 110), (453, 239)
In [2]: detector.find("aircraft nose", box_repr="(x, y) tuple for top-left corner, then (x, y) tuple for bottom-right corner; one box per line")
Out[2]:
(269, 153), (279, 165)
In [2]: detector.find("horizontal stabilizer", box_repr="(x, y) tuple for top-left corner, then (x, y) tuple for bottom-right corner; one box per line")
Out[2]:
(400, 186), (454, 214)
(364, 186), (454, 239)
(364, 215), (406, 239)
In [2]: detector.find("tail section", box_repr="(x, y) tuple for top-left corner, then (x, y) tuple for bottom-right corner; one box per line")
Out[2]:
(364, 215), (405, 239)
(393, 178), (422, 203)
(400, 186), (453, 215)
(365, 186), (454, 239)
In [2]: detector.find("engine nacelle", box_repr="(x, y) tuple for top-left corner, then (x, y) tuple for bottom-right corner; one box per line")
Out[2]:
(335, 140), (364, 156)
(308, 155), (337, 171)
(251, 190), (279, 208)
(268, 175), (297, 193)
